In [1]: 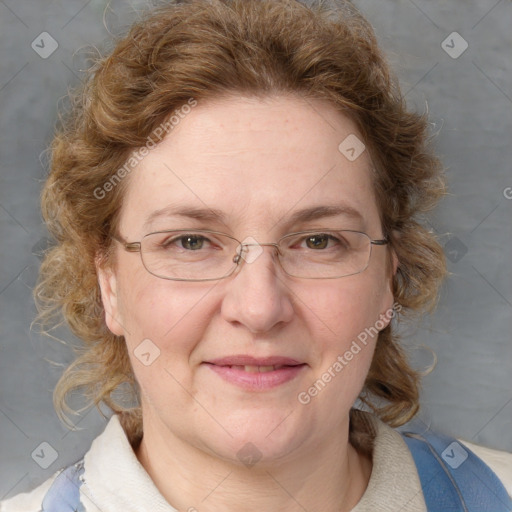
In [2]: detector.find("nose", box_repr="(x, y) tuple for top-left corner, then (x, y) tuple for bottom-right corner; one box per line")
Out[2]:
(220, 243), (294, 333)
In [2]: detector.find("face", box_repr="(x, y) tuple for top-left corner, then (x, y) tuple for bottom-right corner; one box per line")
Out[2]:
(98, 94), (396, 465)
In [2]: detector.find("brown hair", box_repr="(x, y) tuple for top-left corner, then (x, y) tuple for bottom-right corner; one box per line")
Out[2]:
(35, 0), (446, 438)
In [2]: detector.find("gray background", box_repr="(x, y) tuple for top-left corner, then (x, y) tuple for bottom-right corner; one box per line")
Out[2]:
(1, 0), (511, 500)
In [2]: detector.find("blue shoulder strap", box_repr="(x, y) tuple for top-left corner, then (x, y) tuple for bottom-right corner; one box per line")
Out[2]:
(403, 431), (512, 512)
(41, 459), (86, 512)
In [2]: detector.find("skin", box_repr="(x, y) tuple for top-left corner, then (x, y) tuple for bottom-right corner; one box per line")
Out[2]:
(97, 94), (397, 512)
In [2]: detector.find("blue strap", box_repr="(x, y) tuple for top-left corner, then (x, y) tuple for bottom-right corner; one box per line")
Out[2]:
(403, 431), (512, 512)
(41, 459), (86, 512)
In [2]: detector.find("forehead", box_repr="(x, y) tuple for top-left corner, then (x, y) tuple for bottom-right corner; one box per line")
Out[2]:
(118, 95), (380, 236)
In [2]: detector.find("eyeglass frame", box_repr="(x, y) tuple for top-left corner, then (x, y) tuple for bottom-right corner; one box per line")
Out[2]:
(112, 228), (389, 282)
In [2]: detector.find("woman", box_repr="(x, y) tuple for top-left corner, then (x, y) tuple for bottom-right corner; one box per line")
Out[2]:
(1, 0), (510, 510)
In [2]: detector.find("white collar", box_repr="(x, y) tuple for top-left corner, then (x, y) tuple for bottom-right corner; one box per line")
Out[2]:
(79, 412), (425, 512)
(81, 414), (177, 511)
(351, 412), (425, 512)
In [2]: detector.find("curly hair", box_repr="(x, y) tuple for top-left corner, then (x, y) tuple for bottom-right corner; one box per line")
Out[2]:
(35, 0), (446, 439)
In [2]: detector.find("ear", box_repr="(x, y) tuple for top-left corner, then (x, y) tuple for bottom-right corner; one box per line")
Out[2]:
(389, 245), (399, 277)
(96, 255), (125, 336)
(379, 245), (400, 330)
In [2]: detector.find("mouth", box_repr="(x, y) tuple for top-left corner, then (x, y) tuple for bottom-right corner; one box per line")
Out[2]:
(225, 364), (295, 373)
(203, 356), (307, 391)
(205, 355), (304, 367)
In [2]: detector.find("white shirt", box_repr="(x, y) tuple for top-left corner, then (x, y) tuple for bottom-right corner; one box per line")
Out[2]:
(2, 412), (511, 511)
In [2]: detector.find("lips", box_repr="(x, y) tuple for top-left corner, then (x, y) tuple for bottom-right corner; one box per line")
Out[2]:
(204, 355), (306, 391)
(206, 355), (303, 367)
(231, 364), (286, 373)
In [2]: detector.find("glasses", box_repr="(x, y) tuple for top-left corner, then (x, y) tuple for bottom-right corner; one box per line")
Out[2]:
(113, 229), (388, 281)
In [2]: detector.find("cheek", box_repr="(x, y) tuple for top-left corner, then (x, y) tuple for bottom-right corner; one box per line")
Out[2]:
(303, 274), (389, 343)
(293, 279), (389, 417)
(115, 277), (220, 417)
(116, 266), (216, 360)
(296, 267), (392, 394)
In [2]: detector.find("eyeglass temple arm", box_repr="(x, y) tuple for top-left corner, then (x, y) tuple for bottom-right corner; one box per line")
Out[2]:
(112, 235), (141, 253)
(371, 239), (389, 245)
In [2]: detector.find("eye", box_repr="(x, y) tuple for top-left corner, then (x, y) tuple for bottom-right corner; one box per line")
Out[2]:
(302, 233), (345, 250)
(305, 234), (329, 249)
(179, 234), (206, 250)
(160, 234), (210, 251)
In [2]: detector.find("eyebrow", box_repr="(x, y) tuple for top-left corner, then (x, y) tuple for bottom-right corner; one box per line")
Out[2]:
(143, 205), (227, 231)
(283, 204), (364, 229)
(143, 204), (364, 232)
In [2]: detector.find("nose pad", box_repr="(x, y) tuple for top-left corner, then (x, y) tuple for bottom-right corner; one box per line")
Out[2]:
(234, 238), (280, 272)
(237, 237), (265, 264)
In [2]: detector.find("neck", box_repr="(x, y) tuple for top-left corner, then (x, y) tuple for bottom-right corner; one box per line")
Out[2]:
(134, 413), (372, 512)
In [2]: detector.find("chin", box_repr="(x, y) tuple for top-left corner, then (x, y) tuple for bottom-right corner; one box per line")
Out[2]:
(197, 407), (309, 466)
